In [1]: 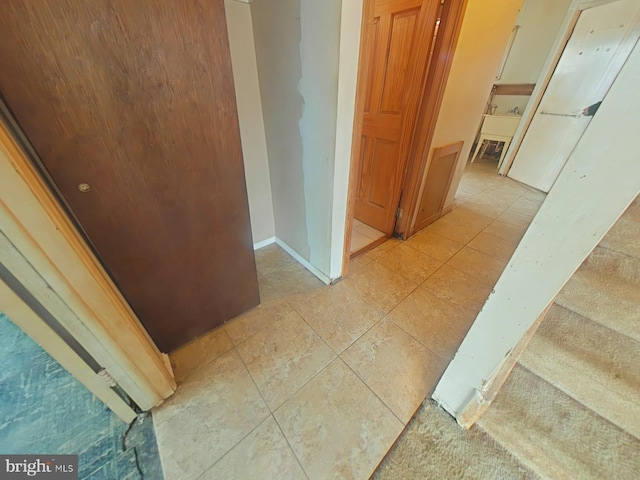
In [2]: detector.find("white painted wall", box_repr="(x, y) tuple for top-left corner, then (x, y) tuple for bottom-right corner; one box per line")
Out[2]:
(492, 0), (572, 114)
(434, 42), (640, 417)
(224, 0), (275, 246)
(498, 0), (573, 84)
(251, 0), (342, 279)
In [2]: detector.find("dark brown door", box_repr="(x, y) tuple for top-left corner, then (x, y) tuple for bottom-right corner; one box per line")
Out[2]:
(0, 0), (259, 352)
(354, 0), (440, 233)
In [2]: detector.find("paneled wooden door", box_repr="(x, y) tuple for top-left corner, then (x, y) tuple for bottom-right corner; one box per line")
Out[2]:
(354, 0), (441, 234)
(0, 0), (259, 352)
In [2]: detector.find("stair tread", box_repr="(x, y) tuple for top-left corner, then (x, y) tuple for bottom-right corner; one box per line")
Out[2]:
(478, 365), (640, 480)
(571, 246), (640, 303)
(520, 304), (640, 439)
(599, 197), (640, 258)
(556, 275), (640, 343)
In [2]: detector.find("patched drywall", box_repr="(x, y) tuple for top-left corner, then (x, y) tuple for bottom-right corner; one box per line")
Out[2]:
(251, 0), (341, 277)
(224, 0), (275, 246)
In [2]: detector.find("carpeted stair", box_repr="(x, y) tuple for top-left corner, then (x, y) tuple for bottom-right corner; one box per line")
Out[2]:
(372, 400), (537, 479)
(478, 197), (640, 479)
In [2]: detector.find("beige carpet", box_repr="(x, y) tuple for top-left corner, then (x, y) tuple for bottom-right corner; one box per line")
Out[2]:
(372, 400), (537, 479)
(479, 365), (640, 480)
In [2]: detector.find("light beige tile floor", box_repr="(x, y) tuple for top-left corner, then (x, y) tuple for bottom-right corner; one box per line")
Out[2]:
(155, 158), (546, 480)
(350, 218), (385, 254)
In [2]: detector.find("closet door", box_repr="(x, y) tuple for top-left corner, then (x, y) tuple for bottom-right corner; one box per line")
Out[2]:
(0, 0), (259, 352)
(354, 0), (441, 233)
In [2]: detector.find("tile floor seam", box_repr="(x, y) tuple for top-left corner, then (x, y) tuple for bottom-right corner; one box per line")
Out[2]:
(402, 230), (465, 258)
(351, 269), (425, 316)
(373, 251), (444, 285)
(231, 343), (276, 416)
(193, 414), (275, 480)
(438, 262), (502, 288)
(157, 161), (546, 480)
(223, 342), (315, 477)
(270, 356), (344, 423)
(239, 321), (338, 414)
(418, 281), (485, 318)
(338, 350), (413, 427)
(384, 313), (455, 366)
(465, 240), (513, 263)
(270, 412), (312, 480)
(325, 309), (389, 360)
(154, 348), (272, 480)
(172, 329), (235, 383)
(225, 299), (295, 349)
(413, 260), (449, 289)
(270, 361), (365, 479)
(365, 261), (423, 308)
(443, 252), (502, 288)
(263, 352), (338, 413)
(290, 303), (342, 358)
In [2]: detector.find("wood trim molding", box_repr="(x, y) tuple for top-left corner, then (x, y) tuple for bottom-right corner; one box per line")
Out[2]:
(0, 120), (176, 412)
(395, 0), (469, 239)
(0, 276), (137, 423)
(341, 0), (373, 278)
(492, 83), (536, 96)
(456, 301), (554, 428)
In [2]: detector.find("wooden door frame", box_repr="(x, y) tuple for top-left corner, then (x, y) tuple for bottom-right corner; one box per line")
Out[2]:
(498, 0), (627, 177)
(394, 0), (468, 239)
(0, 119), (176, 415)
(342, 0), (468, 275)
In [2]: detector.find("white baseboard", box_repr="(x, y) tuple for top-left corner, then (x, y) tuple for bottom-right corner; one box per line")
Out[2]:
(275, 238), (331, 285)
(253, 236), (276, 250)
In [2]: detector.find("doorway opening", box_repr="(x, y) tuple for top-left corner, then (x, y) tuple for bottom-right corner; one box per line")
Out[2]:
(345, 0), (639, 281)
(346, 0), (467, 262)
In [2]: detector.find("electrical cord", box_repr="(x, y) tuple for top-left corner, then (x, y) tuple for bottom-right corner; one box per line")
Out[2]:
(122, 412), (150, 480)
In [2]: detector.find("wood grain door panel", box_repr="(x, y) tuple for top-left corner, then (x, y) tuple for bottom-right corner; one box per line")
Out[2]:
(355, 0), (440, 234)
(415, 141), (462, 230)
(0, 0), (259, 352)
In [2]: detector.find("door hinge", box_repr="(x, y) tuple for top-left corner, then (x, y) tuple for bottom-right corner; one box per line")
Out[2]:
(396, 207), (404, 219)
(96, 368), (118, 388)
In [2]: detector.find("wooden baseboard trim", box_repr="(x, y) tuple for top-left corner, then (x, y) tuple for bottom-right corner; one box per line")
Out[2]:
(349, 235), (389, 259)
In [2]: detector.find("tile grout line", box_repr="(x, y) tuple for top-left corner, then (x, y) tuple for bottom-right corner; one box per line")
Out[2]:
(186, 183), (539, 478)
(383, 309), (463, 366)
(270, 413), (312, 480)
(338, 347), (408, 428)
(224, 300), (295, 351)
(172, 328), (235, 383)
(193, 414), (274, 480)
